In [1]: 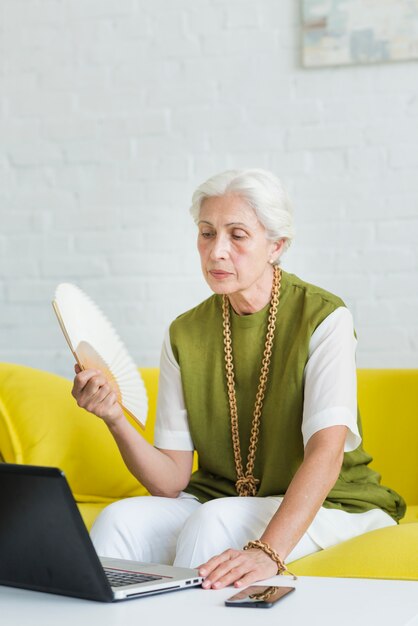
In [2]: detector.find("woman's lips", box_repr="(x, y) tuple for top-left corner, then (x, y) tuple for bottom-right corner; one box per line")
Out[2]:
(209, 270), (233, 279)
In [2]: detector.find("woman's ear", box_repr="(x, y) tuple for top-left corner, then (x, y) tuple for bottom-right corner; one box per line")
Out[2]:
(269, 239), (286, 264)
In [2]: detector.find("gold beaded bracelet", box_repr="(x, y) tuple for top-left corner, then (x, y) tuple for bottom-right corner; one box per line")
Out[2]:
(243, 539), (298, 580)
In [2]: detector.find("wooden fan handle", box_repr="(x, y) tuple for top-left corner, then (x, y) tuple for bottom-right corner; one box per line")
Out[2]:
(52, 300), (84, 371)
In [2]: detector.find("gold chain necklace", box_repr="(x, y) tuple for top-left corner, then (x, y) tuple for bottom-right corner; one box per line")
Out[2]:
(222, 265), (282, 497)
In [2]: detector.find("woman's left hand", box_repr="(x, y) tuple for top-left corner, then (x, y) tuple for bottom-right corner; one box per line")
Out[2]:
(198, 547), (277, 590)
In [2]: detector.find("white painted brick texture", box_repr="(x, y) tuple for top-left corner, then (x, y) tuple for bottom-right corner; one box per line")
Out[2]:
(0, 0), (417, 377)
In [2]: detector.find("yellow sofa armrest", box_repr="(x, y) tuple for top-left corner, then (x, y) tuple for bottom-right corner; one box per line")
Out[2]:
(289, 523), (418, 581)
(0, 363), (159, 501)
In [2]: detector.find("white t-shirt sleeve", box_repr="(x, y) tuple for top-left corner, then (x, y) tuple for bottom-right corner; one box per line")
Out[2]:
(302, 307), (361, 452)
(153, 328), (195, 451)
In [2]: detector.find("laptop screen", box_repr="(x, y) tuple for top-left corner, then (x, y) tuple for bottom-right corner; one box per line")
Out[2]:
(0, 464), (113, 602)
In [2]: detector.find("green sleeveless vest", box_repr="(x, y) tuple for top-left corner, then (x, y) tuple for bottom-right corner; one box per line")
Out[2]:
(169, 271), (405, 522)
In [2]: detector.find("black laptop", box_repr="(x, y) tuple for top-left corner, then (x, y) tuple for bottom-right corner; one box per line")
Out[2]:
(0, 463), (203, 602)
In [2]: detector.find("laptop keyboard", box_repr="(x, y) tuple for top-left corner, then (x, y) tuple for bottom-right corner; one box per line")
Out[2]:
(104, 567), (164, 588)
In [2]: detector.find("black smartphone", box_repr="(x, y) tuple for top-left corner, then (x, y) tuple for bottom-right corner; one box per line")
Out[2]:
(225, 585), (295, 608)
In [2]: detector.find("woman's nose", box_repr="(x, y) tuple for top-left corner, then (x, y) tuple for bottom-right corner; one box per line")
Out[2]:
(210, 234), (229, 260)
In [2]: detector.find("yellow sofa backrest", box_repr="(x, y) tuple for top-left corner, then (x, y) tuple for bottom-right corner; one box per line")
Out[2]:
(0, 363), (417, 506)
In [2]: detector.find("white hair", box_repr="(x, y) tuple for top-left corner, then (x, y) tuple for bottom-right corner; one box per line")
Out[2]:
(189, 169), (294, 263)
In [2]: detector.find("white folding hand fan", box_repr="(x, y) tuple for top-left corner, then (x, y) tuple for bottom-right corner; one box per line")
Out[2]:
(52, 283), (148, 429)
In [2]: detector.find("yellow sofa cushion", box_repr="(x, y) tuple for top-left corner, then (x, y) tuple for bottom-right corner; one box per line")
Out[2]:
(357, 369), (418, 508)
(289, 523), (418, 581)
(78, 502), (110, 530)
(0, 363), (158, 502)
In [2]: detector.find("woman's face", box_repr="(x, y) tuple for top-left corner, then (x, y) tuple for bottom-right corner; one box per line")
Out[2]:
(197, 193), (283, 297)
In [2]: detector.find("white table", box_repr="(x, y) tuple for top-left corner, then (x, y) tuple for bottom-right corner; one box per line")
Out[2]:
(2, 576), (418, 626)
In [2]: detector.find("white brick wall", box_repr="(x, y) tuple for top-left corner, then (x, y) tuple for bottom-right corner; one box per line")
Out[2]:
(0, 0), (417, 378)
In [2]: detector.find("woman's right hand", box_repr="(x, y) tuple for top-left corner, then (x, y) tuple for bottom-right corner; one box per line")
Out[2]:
(71, 364), (124, 427)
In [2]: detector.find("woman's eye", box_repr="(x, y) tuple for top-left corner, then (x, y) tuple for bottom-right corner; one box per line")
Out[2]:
(200, 231), (214, 239)
(232, 231), (247, 240)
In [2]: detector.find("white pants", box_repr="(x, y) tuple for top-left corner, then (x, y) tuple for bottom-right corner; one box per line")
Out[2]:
(90, 493), (395, 568)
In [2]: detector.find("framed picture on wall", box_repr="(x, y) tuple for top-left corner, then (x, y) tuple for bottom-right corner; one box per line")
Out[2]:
(301, 0), (418, 68)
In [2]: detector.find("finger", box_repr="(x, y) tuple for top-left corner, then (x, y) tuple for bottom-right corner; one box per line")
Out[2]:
(83, 376), (118, 412)
(198, 549), (239, 577)
(214, 567), (253, 589)
(211, 552), (279, 590)
(233, 569), (266, 588)
(72, 369), (101, 396)
(203, 550), (278, 590)
(207, 562), (251, 589)
(91, 389), (120, 419)
(77, 370), (106, 398)
(100, 390), (120, 413)
(74, 363), (81, 374)
(72, 372), (106, 409)
(233, 555), (278, 588)
(84, 382), (112, 412)
(201, 553), (246, 589)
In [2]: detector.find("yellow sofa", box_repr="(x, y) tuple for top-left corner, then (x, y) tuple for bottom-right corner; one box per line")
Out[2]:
(0, 363), (417, 581)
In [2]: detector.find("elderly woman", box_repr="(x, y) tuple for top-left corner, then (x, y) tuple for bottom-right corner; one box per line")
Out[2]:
(72, 169), (405, 590)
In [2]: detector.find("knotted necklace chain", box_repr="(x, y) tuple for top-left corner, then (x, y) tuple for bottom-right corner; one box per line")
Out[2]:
(222, 265), (282, 497)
